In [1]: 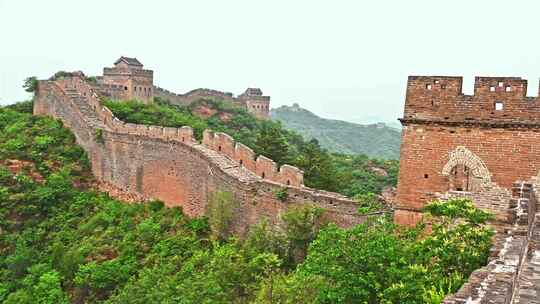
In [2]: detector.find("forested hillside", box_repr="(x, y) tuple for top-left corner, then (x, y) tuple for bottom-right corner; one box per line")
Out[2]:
(0, 101), (494, 303)
(271, 104), (401, 159)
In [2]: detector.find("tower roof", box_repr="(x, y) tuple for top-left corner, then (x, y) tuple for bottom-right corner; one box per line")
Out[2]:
(242, 88), (263, 96)
(114, 56), (143, 67)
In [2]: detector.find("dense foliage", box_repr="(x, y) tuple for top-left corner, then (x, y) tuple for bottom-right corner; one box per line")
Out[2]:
(104, 99), (398, 198)
(0, 102), (493, 303)
(271, 104), (401, 159)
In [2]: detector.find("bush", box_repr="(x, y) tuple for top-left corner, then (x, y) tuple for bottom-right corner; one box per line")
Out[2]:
(22, 77), (38, 93)
(274, 187), (288, 202)
(206, 190), (238, 240)
(355, 192), (383, 214)
(281, 204), (326, 264)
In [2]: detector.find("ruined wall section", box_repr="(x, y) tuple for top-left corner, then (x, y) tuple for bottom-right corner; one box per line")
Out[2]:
(153, 86), (270, 118)
(153, 86), (237, 106)
(443, 182), (540, 304)
(34, 75), (365, 235)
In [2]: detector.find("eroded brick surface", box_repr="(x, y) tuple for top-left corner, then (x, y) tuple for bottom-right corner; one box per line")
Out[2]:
(396, 76), (540, 224)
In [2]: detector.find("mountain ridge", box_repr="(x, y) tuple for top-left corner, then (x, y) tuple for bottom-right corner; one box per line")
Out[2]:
(271, 103), (401, 159)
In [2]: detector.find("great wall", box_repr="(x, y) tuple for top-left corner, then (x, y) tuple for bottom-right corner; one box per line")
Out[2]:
(94, 56), (271, 119)
(33, 58), (372, 236)
(33, 57), (540, 301)
(396, 76), (540, 303)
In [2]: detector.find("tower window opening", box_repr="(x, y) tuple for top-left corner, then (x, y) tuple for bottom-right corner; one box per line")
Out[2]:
(490, 86), (495, 92)
(495, 101), (504, 111)
(498, 81), (504, 87)
(426, 84), (432, 90)
(505, 86), (512, 92)
(449, 164), (471, 192)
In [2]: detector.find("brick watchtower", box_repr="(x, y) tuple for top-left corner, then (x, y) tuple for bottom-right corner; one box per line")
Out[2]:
(101, 56), (154, 103)
(238, 88), (271, 119)
(395, 76), (540, 225)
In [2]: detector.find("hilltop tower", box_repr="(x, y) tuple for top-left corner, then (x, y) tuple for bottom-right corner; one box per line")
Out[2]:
(395, 76), (540, 226)
(237, 88), (271, 119)
(100, 56), (154, 103)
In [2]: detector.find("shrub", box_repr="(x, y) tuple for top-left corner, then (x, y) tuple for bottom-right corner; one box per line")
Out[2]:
(22, 77), (38, 93)
(355, 192), (382, 214)
(206, 190), (238, 240)
(281, 204), (326, 264)
(274, 187), (288, 202)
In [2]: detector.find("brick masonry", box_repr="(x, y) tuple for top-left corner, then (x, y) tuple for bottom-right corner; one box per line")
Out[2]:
(395, 75), (540, 301)
(442, 182), (540, 303)
(34, 74), (373, 236)
(92, 57), (270, 118)
(395, 76), (540, 226)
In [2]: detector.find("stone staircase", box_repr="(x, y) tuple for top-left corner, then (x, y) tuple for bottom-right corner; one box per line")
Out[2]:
(62, 88), (106, 129)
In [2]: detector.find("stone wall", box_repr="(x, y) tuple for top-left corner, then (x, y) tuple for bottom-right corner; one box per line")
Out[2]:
(153, 85), (270, 118)
(403, 76), (540, 123)
(395, 76), (540, 225)
(34, 75), (371, 235)
(101, 65), (153, 103)
(443, 182), (540, 304)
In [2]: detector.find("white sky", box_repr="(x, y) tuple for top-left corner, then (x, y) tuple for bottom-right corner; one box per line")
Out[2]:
(1, 0), (539, 124)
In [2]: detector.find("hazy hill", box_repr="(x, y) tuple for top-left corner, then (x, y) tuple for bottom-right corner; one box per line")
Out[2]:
(271, 104), (401, 159)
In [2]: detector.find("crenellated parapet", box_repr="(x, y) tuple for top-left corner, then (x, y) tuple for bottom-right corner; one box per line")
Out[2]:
(34, 73), (360, 235)
(202, 130), (304, 186)
(64, 57), (271, 118)
(403, 76), (540, 126)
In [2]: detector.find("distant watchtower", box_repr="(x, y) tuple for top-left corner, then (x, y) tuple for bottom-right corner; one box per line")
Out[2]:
(101, 56), (154, 103)
(395, 76), (540, 226)
(238, 88), (271, 119)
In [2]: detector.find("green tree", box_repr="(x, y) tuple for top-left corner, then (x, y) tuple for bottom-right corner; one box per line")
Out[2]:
(255, 121), (290, 165)
(294, 139), (338, 191)
(207, 190), (239, 240)
(23, 77), (38, 93)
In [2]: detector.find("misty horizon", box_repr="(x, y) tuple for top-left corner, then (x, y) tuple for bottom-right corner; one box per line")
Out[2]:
(2, 0), (540, 125)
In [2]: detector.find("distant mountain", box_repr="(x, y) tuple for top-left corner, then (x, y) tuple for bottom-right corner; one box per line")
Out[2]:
(271, 103), (401, 159)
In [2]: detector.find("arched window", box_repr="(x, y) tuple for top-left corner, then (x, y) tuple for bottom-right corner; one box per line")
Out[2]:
(449, 164), (471, 191)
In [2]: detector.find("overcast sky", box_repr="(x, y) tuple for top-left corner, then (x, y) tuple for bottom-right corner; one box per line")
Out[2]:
(1, 0), (539, 124)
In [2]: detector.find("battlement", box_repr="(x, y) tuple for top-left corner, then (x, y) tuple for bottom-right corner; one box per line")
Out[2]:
(78, 57), (271, 117)
(34, 74), (362, 234)
(103, 67), (154, 77)
(403, 76), (540, 125)
(202, 130), (304, 186)
(47, 74), (299, 186)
